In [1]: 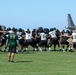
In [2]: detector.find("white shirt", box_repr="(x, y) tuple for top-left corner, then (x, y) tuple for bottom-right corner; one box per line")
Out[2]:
(40, 32), (47, 40)
(72, 32), (76, 42)
(26, 32), (32, 40)
(49, 30), (56, 38)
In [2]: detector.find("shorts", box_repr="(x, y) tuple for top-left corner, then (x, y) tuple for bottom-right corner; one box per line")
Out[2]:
(73, 42), (76, 48)
(38, 40), (47, 46)
(60, 39), (69, 45)
(8, 47), (16, 53)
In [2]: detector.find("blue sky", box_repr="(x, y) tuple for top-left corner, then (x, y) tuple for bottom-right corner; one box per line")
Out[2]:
(0, 0), (76, 30)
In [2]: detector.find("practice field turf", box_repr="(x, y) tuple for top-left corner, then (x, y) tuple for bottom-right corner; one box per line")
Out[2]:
(0, 50), (76, 75)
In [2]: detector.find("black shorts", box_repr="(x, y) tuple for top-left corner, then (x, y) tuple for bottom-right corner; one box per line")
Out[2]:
(0, 40), (2, 46)
(38, 40), (47, 46)
(26, 39), (33, 45)
(50, 37), (58, 45)
(8, 47), (16, 53)
(60, 39), (69, 45)
(23, 41), (28, 47)
(73, 42), (76, 48)
(19, 39), (24, 45)
(2, 39), (6, 46)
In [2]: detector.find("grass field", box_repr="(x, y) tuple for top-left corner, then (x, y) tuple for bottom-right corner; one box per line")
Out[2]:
(0, 47), (76, 75)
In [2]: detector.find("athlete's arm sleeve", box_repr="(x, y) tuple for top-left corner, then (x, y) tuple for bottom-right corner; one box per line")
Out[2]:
(6, 39), (8, 46)
(16, 35), (20, 46)
(16, 40), (20, 46)
(6, 34), (9, 45)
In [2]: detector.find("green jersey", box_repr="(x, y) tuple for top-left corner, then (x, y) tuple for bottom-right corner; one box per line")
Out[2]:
(7, 33), (18, 48)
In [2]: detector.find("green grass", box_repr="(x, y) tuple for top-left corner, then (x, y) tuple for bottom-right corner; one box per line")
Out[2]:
(0, 48), (76, 75)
